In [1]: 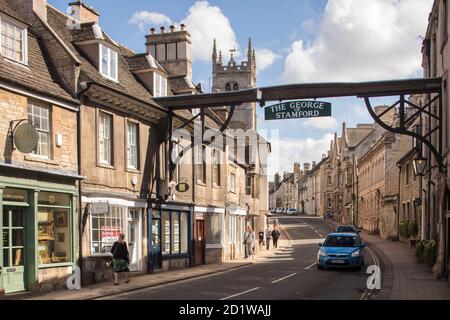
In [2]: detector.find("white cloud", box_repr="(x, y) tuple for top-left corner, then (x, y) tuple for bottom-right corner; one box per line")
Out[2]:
(129, 11), (172, 31)
(268, 133), (333, 177)
(301, 117), (338, 130)
(180, 1), (239, 62)
(255, 48), (281, 73)
(282, 0), (433, 83)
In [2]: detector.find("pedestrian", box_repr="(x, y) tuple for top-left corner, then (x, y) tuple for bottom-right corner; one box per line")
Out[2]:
(271, 226), (281, 249)
(111, 233), (130, 285)
(265, 225), (272, 250)
(258, 227), (264, 250)
(243, 225), (255, 259)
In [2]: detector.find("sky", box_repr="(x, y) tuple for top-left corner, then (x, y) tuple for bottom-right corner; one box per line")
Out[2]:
(49, 0), (434, 179)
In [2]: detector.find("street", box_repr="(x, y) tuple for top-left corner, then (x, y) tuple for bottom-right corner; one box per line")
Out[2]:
(100, 216), (380, 300)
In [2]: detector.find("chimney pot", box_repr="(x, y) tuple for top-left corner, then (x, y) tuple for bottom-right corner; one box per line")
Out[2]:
(170, 25), (176, 32)
(150, 27), (156, 35)
(180, 24), (186, 31)
(160, 26), (166, 33)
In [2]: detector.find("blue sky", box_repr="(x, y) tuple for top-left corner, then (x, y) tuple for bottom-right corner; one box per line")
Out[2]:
(48, 0), (434, 177)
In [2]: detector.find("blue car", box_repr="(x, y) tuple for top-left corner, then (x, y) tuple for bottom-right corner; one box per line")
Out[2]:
(317, 232), (366, 270)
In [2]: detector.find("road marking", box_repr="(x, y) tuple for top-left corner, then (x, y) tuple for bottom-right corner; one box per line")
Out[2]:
(220, 287), (261, 300)
(304, 262), (317, 270)
(360, 244), (381, 300)
(271, 273), (297, 284)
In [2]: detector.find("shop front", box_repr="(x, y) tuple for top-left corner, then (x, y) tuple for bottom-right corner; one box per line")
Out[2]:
(0, 169), (79, 294)
(148, 202), (193, 273)
(81, 196), (146, 283)
(224, 205), (247, 261)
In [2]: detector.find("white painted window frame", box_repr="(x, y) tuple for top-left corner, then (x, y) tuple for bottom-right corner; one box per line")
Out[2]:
(99, 43), (118, 82)
(0, 13), (28, 65)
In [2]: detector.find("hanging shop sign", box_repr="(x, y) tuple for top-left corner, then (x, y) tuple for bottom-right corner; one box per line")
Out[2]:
(175, 182), (190, 193)
(91, 202), (109, 215)
(265, 100), (332, 120)
(13, 123), (39, 153)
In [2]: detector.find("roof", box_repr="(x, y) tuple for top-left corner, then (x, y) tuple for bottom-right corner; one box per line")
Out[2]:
(126, 53), (166, 73)
(346, 127), (373, 148)
(0, 5), (78, 105)
(46, 6), (159, 108)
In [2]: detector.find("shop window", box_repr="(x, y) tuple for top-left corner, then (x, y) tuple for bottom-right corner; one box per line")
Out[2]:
(27, 101), (50, 158)
(0, 16), (27, 64)
(206, 213), (221, 245)
(91, 206), (126, 254)
(37, 192), (71, 265)
(161, 210), (189, 255)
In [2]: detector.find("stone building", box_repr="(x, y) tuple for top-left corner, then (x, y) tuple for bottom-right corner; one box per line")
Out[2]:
(421, 0), (450, 277)
(0, 0), (82, 293)
(298, 160), (325, 216)
(320, 155), (333, 218)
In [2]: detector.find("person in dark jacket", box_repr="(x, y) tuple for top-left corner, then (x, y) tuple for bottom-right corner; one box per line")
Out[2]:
(271, 226), (281, 249)
(111, 233), (130, 285)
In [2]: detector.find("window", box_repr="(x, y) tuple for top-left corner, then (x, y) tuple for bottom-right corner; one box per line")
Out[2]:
(327, 197), (332, 208)
(161, 210), (188, 255)
(27, 102), (50, 158)
(91, 206), (127, 254)
(127, 122), (138, 169)
(99, 44), (118, 81)
(212, 149), (221, 187)
(327, 176), (332, 185)
(225, 82), (238, 92)
(230, 173), (236, 193)
(405, 163), (411, 185)
(206, 213), (221, 244)
(153, 72), (167, 97)
(196, 146), (207, 184)
(99, 112), (112, 165)
(37, 192), (71, 264)
(0, 16), (27, 64)
(246, 174), (253, 196)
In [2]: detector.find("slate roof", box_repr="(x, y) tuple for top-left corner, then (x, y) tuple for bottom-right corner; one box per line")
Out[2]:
(46, 5), (160, 108)
(0, 5), (77, 105)
(346, 127), (373, 148)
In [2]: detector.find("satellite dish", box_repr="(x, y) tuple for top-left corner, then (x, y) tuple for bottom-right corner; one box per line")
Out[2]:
(14, 123), (39, 153)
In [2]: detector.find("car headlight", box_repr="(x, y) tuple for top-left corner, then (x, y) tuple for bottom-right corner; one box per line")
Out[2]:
(351, 250), (360, 257)
(318, 249), (327, 257)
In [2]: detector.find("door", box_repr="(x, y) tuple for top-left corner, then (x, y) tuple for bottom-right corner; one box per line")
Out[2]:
(127, 209), (141, 272)
(2, 208), (26, 293)
(151, 219), (161, 269)
(194, 219), (205, 265)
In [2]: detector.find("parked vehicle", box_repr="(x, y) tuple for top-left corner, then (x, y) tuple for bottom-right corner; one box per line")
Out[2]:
(317, 232), (366, 270)
(275, 208), (283, 214)
(334, 225), (360, 234)
(281, 208), (288, 214)
(286, 208), (297, 215)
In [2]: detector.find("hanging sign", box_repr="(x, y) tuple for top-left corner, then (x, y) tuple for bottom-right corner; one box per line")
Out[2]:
(13, 123), (39, 153)
(175, 182), (190, 193)
(265, 100), (332, 120)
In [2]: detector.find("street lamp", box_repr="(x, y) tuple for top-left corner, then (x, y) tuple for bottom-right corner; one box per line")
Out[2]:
(413, 156), (427, 176)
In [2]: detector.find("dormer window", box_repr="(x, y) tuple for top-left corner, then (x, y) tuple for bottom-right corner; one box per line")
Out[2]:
(99, 43), (118, 81)
(153, 72), (167, 97)
(0, 15), (27, 64)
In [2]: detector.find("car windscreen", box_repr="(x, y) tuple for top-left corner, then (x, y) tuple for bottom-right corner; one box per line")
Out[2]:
(336, 226), (356, 233)
(323, 236), (358, 247)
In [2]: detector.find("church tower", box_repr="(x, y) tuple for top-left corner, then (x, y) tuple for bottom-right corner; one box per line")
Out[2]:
(212, 38), (257, 130)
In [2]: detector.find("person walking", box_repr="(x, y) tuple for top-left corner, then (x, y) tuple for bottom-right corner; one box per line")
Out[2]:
(243, 226), (255, 259)
(265, 225), (272, 250)
(258, 228), (264, 251)
(271, 226), (281, 249)
(111, 233), (130, 285)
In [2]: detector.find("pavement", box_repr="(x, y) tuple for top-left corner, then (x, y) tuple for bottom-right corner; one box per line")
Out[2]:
(324, 218), (450, 300)
(21, 233), (291, 300)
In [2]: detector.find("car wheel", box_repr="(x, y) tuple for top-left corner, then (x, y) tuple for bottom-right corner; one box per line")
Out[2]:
(317, 264), (324, 270)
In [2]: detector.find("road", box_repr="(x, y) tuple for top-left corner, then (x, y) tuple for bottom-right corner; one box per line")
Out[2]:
(99, 215), (381, 300)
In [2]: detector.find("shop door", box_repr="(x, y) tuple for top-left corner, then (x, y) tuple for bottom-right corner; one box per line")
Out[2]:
(127, 209), (141, 272)
(151, 219), (162, 269)
(2, 208), (26, 293)
(194, 219), (205, 265)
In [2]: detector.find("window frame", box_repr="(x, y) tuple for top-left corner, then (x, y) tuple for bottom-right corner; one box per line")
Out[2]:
(196, 145), (207, 185)
(153, 72), (167, 98)
(160, 209), (189, 256)
(98, 110), (113, 166)
(99, 43), (118, 82)
(212, 148), (221, 187)
(230, 172), (236, 193)
(27, 100), (51, 159)
(126, 120), (139, 170)
(0, 14), (28, 65)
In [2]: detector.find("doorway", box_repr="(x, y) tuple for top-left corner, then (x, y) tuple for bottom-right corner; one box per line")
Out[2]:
(2, 208), (26, 293)
(194, 219), (205, 265)
(151, 218), (161, 269)
(127, 209), (142, 272)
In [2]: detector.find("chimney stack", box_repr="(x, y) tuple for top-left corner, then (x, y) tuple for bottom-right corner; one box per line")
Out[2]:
(13, 0), (48, 22)
(150, 27), (156, 35)
(304, 163), (311, 172)
(293, 162), (301, 175)
(146, 24), (192, 79)
(69, 1), (100, 24)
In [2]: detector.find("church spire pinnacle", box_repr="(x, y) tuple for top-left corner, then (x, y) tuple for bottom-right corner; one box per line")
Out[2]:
(212, 38), (217, 63)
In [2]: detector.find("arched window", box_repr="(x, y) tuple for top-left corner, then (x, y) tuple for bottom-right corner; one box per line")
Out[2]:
(225, 82), (239, 92)
(225, 83), (231, 91)
(233, 82), (239, 91)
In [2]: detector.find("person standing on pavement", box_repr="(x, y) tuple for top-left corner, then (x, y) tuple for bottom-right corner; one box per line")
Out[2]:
(271, 226), (281, 249)
(265, 225), (272, 250)
(111, 233), (130, 285)
(243, 225), (255, 259)
(258, 228), (265, 250)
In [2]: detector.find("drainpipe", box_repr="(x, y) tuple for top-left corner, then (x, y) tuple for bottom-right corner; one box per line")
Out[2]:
(396, 163), (402, 240)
